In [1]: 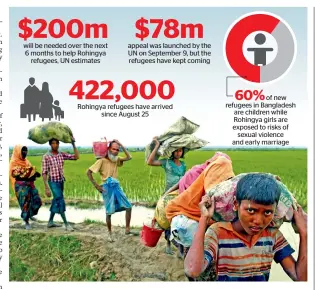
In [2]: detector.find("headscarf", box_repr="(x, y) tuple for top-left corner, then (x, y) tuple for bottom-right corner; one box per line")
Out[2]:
(9, 145), (31, 191)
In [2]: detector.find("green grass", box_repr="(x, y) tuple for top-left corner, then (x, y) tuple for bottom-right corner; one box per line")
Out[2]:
(83, 219), (104, 225)
(9, 150), (307, 209)
(10, 257), (36, 281)
(10, 232), (98, 281)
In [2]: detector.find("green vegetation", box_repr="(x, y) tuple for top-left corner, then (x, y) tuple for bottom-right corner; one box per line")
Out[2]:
(10, 232), (99, 281)
(83, 219), (104, 225)
(9, 150), (307, 210)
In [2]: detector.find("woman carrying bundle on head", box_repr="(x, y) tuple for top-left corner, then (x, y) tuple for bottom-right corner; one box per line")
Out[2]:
(147, 136), (186, 254)
(147, 137), (186, 193)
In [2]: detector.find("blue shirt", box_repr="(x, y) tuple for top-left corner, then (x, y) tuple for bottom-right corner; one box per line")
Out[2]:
(160, 159), (186, 192)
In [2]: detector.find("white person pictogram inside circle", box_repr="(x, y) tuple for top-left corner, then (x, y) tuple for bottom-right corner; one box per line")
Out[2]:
(242, 31), (278, 66)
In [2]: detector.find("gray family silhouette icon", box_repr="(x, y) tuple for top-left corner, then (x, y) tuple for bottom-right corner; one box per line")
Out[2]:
(20, 77), (64, 122)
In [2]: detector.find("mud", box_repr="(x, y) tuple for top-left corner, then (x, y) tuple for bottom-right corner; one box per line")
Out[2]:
(10, 220), (187, 281)
(10, 217), (299, 282)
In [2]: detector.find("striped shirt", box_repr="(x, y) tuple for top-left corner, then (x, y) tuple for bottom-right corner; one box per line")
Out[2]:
(203, 222), (294, 281)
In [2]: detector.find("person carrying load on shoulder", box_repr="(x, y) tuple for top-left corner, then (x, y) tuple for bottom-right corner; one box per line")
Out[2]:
(163, 151), (231, 195)
(153, 152), (232, 256)
(87, 139), (137, 242)
(147, 136), (186, 255)
(184, 173), (307, 282)
(165, 155), (235, 260)
(42, 136), (79, 231)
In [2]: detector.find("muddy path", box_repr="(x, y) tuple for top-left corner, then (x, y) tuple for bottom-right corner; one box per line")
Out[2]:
(9, 219), (298, 282)
(9, 220), (186, 282)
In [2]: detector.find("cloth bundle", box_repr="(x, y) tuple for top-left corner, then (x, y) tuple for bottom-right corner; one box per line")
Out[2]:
(178, 152), (231, 193)
(166, 156), (235, 223)
(169, 173), (298, 248)
(28, 122), (73, 144)
(145, 116), (208, 160)
(154, 190), (179, 230)
(207, 173), (298, 229)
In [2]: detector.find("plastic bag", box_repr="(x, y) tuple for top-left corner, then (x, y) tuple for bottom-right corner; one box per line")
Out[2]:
(93, 137), (108, 159)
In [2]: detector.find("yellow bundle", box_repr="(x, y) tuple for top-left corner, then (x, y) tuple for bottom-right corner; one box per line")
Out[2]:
(154, 190), (179, 230)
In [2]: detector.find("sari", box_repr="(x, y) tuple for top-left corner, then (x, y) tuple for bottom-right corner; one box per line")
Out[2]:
(9, 145), (42, 221)
(9, 144), (31, 195)
(166, 156), (235, 222)
(178, 152), (231, 193)
(15, 181), (42, 221)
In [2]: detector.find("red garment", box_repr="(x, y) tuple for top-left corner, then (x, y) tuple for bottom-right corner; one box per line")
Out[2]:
(16, 180), (35, 189)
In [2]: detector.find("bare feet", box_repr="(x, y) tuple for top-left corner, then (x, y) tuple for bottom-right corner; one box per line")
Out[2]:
(165, 246), (174, 255)
(177, 248), (185, 260)
(65, 224), (74, 231)
(125, 230), (139, 236)
(47, 222), (62, 228)
(108, 232), (115, 242)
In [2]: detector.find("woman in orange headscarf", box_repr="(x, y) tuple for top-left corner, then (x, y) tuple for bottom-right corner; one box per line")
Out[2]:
(9, 145), (42, 229)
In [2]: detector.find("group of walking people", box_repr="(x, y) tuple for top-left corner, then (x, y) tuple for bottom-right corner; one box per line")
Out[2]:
(9, 137), (137, 238)
(9, 136), (308, 282)
(147, 138), (308, 282)
(10, 138), (79, 231)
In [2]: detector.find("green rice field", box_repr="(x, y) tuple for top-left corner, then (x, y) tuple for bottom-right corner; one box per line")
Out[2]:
(9, 150), (307, 210)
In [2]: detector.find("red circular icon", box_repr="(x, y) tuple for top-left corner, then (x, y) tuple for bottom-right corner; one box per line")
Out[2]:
(225, 13), (296, 83)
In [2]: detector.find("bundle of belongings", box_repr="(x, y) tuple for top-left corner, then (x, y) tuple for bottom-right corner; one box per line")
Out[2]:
(154, 152), (232, 230)
(28, 122), (74, 144)
(145, 116), (208, 161)
(207, 173), (297, 229)
(166, 170), (297, 248)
